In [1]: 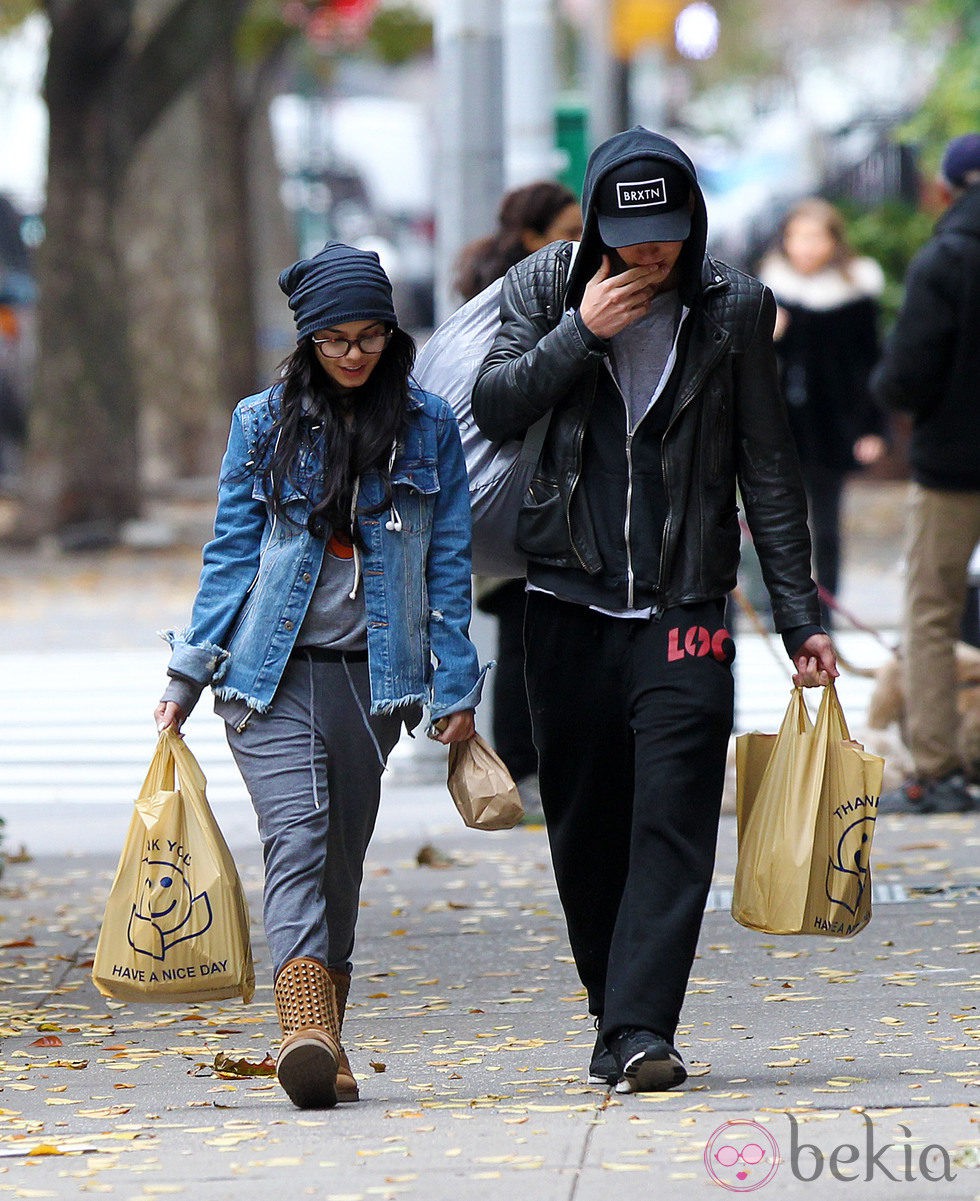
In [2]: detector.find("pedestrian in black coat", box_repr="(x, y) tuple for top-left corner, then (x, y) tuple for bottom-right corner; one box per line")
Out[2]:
(758, 199), (886, 624)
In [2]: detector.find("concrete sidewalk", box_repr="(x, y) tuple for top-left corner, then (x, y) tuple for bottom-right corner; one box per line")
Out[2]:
(1, 479), (977, 1198)
(0, 805), (976, 1199)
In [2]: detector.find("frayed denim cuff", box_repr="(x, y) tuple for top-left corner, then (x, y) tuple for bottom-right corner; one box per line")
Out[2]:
(161, 629), (231, 686)
(428, 661), (491, 723)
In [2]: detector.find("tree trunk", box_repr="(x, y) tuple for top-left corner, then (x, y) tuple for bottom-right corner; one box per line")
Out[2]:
(122, 86), (226, 489)
(199, 44), (260, 410)
(27, 73), (140, 541)
(16, 0), (251, 544)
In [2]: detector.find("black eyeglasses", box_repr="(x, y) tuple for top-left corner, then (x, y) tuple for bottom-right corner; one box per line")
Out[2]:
(311, 330), (391, 358)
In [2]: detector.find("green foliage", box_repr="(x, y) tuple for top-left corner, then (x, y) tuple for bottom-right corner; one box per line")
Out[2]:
(838, 0), (978, 330)
(237, 0), (295, 62)
(237, 1), (432, 72)
(839, 199), (935, 330)
(366, 4), (432, 66)
(898, 0), (980, 176)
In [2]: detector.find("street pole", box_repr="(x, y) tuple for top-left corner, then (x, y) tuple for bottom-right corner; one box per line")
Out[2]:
(433, 0), (504, 323)
(502, 0), (559, 188)
(585, 0), (626, 149)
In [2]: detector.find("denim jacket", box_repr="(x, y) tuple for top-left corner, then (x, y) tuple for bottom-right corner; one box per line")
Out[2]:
(164, 385), (487, 725)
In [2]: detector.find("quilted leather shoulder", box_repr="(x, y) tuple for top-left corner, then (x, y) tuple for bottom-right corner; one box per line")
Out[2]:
(701, 257), (768, 351)
(509, 241), (575, 322)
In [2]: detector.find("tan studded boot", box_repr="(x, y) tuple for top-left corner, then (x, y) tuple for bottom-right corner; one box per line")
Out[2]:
(274, 958), (341, 1109)
(326, 967), (359, 1102)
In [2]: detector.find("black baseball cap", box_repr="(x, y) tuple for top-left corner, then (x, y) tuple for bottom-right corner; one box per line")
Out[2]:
(595, 158), (692, 246)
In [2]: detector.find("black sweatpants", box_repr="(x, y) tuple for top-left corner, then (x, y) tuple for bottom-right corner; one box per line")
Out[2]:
(524, 591), (735, 1043)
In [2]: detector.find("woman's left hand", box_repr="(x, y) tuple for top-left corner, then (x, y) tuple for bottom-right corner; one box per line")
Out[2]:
(429, 710), (476, 744)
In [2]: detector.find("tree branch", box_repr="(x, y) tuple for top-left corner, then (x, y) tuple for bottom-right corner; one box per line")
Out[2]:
(43, 0), (131, 110)
(120, 0), (250, 150)
(240, 27), (294, 125)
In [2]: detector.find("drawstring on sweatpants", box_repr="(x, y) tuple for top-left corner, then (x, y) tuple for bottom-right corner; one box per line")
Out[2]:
(342, 656), (387, 772)
(301, 650), (387, 809)
(305, 653), (321, 810)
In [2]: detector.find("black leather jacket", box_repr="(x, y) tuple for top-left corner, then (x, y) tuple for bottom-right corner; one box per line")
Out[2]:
(871, 184), (980, 490)
(472, 240), (821, 634)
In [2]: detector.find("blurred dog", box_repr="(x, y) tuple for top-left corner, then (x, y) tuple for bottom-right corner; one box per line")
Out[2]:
(866, 641), (980, 781)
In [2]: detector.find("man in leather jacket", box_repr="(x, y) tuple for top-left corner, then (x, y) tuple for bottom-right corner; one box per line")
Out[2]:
(472, 127), (837, 1093)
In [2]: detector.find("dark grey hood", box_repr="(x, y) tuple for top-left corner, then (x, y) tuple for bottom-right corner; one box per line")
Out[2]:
(565, 126), (709, 310)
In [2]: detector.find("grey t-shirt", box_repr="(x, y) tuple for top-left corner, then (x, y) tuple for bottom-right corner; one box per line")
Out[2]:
(161, 531), (368, 717)
(295, 532), (368, 652)
(609, 291), (684, 431)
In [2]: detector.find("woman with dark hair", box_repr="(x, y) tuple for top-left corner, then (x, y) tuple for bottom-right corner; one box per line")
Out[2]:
(155, 242), (485, 1111)
(758, 198), (886, 626)
(455, 180), (582, 302)
(454, 182), (582, 804)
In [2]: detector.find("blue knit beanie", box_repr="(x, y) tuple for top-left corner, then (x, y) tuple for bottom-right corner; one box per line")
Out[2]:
(278, 242), (398, 342)
(941, 133), (980, 188)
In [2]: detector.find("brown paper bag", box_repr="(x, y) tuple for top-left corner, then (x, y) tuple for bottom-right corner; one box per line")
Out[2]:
(447, 733), (524, 830)
(732, 683), (884, 937)
(92, 729), (255, 1003)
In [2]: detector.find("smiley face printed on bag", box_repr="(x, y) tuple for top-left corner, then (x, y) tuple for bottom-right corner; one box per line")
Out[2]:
(127, 858), (213, 962)
(825, 813), (876, 918)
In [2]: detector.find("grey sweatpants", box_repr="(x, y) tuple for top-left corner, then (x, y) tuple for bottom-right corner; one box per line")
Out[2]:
(222, 654), (405, 977)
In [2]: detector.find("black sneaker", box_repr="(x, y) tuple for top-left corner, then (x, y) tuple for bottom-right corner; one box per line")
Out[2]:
(878, 772), (976, 815)
(587, 1031), (618, 1085)
(609, 1028), (687, 1093)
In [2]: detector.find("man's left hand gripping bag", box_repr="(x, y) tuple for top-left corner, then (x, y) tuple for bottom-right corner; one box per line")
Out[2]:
(92, 728), (255, 1004)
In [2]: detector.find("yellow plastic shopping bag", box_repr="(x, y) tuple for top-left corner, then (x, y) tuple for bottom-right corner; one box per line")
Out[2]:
(732, 682), (884, 937)
(92, 728), (255, 1003)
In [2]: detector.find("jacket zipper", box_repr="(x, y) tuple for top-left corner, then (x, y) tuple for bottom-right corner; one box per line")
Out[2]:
(553, 246), (591, 573)
(606, 366), (642, 608)
(624, 430), (636, 607)
(606, 306), (696, 609)
(564, 370), (596, 572)
(654, 435), (672, 619)
(652, 325), (729, 609)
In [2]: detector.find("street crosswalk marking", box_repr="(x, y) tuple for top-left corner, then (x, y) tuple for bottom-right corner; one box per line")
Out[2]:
(705, 881), (945, 911)
(0, 632), (893, 809)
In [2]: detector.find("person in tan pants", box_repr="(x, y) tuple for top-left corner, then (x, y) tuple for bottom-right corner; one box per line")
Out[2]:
(873, 132), (980, 814)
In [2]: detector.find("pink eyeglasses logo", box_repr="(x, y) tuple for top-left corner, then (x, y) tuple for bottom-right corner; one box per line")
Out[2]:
(704, 1120), (781, 1191)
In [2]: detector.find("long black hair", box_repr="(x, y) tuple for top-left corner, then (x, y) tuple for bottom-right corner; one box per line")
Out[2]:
(454, 180), (578, 302)
(255, 326), (416, 544)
